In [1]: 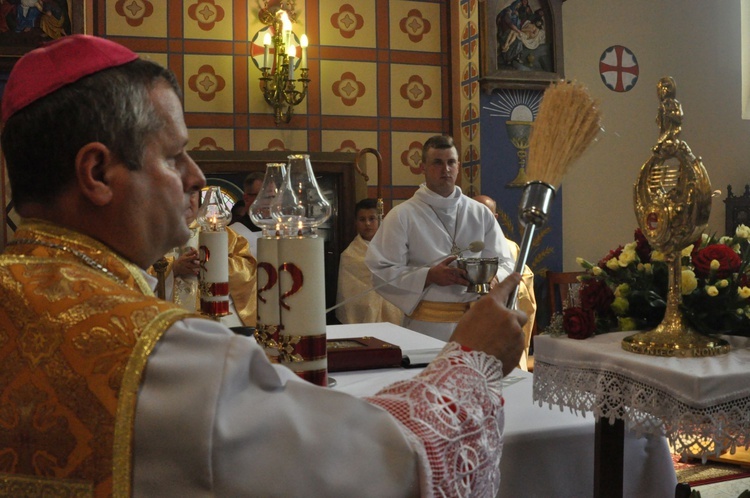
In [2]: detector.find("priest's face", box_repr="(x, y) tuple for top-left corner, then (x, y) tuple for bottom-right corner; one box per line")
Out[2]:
(117, 82), (206, 267)
(355, 208), (379, 241)
(421, 146), (459, 197)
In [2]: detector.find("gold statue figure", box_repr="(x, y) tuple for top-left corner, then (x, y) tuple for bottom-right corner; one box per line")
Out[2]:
(622, 77), (730, 357)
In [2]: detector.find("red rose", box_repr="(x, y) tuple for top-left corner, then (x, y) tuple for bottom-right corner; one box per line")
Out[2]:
(579, 279), (614, 314)
(634, 229), (652, 262)
(563, 307), (596, 339)
(691, 244), (741, 278)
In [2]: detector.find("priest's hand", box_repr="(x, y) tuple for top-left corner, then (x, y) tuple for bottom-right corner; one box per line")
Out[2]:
(425, 255), (470, 288)
(450, 273), (527, 376)
(174, 248), (200, 277)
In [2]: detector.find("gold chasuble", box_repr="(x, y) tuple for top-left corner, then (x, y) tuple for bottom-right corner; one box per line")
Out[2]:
(0, 221), (196, 497)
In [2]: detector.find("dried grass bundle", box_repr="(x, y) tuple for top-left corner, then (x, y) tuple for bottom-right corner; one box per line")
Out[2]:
(526, 80), (602, 188)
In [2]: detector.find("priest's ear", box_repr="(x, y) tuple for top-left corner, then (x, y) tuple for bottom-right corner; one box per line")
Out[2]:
(75, 142), (117, 206)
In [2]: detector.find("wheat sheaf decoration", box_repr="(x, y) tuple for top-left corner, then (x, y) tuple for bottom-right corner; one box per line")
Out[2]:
(526, 80), (602, 188)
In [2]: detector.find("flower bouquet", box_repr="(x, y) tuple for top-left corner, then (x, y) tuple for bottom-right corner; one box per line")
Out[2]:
(555, 225), (750, 339)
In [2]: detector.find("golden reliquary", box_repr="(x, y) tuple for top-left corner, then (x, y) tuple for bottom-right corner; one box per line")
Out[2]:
(622, 76), (729, 357)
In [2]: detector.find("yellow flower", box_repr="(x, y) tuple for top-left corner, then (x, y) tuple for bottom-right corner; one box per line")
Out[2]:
(592, 266), (603, 276)
(611, 296), (629, 315)
(681, 244), (694, 257)
(642, 263), (653, 274)
(710, 259), (720, 271)
(618, 316), (637, 331)
(736, 224), (750, 239)
(606, 257), (619, 270)
(618, 243), (638, 267)
(615, 283), (630, 298)
(718, 279), (729, 288)
(651, 251), (665, 262)
(706, 286), (719, 297)
(738, 287), (750, 299)
(682, 270), (698, 294)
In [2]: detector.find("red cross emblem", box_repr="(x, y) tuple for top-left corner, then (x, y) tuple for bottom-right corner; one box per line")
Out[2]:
(599, 45), (639, 92)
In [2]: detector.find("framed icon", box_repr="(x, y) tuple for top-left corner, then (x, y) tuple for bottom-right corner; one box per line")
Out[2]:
(479, 0), (564, 92)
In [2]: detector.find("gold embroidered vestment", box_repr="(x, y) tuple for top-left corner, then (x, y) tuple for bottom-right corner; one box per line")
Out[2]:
(0, 221), (194, 497)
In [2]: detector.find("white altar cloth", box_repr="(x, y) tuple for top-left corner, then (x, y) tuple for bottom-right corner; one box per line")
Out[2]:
(533, 332), (750, 459)
(327, 324), (677, 497)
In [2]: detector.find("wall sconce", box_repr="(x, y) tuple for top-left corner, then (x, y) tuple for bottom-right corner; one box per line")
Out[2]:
(259, 4), (309, 125)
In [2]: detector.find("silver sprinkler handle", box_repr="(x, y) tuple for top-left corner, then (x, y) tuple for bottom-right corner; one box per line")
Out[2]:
(507, 181), (556, 309)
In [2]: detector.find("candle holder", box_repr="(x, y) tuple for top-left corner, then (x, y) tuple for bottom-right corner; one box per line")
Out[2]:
(258, 3), (309, 125)
(197, 186), (233, 319)
(272, 154), (331, 238)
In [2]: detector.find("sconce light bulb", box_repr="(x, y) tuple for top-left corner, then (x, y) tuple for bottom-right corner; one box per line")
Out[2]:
(263, 32), (272, 47)
(300, 34), (308, 48)
(286, 44), (296, 58)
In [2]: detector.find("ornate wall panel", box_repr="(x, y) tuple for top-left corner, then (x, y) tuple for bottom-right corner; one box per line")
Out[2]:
(0, 0), (459, 247)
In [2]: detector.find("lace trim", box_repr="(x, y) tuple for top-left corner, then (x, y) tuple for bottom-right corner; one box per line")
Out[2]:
(366, 342), (504, 497)
(533, 360), (750, 460)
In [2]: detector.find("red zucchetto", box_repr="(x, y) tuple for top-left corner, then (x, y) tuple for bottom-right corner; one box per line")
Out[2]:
(2, 34), (138, 122)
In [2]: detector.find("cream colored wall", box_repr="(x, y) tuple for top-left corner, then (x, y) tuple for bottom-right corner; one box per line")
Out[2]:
(561, 1), (750, 269)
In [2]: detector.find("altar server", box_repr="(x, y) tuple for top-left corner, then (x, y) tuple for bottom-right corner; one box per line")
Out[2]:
(0, 35), (526, 497)
(366, 134), (516, 341)
(336, 198), (403, 325)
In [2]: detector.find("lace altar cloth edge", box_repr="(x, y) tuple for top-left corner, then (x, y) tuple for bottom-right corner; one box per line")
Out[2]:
(532, 333), (750, 459)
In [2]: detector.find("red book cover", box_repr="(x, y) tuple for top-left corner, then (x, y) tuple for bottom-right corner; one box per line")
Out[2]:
(327, 336), (403, 372)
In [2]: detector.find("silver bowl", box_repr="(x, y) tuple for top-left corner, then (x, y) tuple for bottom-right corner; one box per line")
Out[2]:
(456, 257), (498, 295)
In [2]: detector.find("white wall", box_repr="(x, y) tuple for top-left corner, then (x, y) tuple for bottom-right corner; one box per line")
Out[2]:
(561, 1), (750, 269)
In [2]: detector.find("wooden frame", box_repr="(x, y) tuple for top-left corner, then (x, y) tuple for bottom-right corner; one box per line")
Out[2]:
(0, 0), (84, 71)
(479, 0), (564, 92)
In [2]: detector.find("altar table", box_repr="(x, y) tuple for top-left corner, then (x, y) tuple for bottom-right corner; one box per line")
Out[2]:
(327, 324), (677, 497)
(533, 332), (750, 497)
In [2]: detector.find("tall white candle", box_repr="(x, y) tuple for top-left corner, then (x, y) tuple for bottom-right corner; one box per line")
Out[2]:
(277, 236), (327, 385)
(198, 230), (230, 316)
(256, 236), (281, 330)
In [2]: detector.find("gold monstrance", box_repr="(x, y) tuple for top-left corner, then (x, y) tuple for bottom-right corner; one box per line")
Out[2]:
(622, 77), (729, 357)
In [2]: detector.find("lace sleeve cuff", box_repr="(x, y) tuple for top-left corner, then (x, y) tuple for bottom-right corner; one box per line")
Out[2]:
(365, 342), (505, 497)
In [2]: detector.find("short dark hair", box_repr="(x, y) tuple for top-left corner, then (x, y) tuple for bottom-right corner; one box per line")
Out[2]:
(355, 198), (378, 215)
(243, 172), (265, 193)
(422, 135), (455, 163)
(1, 58), (180, 208)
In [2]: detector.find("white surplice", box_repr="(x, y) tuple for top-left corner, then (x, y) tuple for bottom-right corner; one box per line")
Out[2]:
(365, 184), (514, 341)
(336, 234), (404, 325)
(133, 318), (507, 497)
